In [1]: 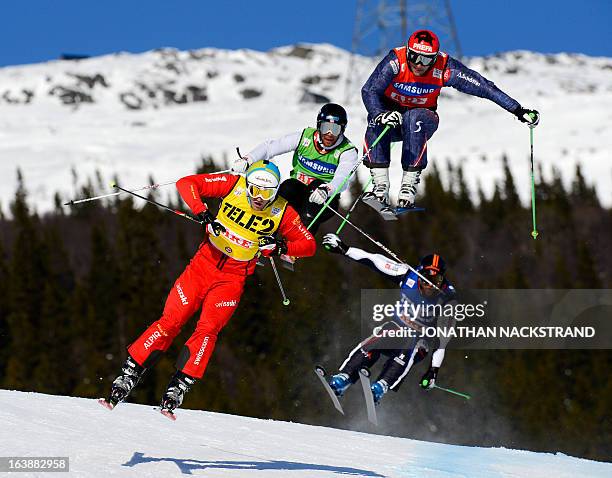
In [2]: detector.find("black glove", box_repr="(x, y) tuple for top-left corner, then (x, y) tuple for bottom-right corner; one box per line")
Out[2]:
(322, 233), (348, 254)
(374, 110), (403, 128)
(419, 367), (439, 390)
(514, 107), (540, 127)
(197, 211), (226, 237)
(258, 236), (287, 257)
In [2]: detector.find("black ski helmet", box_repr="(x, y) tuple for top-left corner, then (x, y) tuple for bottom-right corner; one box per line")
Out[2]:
(317, 103), (348, 135)
(418, 253), (446, 295)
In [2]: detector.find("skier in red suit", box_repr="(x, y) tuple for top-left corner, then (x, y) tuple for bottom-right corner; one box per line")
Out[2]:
(102, 160), (316, 416)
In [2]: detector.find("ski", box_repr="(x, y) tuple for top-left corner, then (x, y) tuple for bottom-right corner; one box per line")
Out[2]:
(379, 205), (425, 221)
(314, 366), (344, 415)
(160, 409), (177, 421)
(358, 368), (378, 426)
(152, 405), (178, 421)
(362, 196), (386, 213)
(362, 197), (424, 221)
(97, 398), (116, 410)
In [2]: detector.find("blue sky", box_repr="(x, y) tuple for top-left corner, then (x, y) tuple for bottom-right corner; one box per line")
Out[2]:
(0, 1), (610, 67)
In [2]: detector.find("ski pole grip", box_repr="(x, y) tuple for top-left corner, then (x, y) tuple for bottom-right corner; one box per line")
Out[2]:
(306, 125), (390, 231)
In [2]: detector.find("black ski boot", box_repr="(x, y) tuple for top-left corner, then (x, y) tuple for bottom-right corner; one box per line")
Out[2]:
(100, 356), (145, 410)
(160, 371), (196, 420)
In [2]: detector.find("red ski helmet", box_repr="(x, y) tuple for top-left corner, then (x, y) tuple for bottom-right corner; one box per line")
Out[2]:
(407, 30), (440, 56)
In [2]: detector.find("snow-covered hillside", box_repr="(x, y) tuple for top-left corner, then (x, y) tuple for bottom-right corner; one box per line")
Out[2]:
(0, 44), (610, 213)
(1, 390), (610, 477)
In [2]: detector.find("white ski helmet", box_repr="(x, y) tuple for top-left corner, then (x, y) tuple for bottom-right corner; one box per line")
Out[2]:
(245, 160), (281, 204)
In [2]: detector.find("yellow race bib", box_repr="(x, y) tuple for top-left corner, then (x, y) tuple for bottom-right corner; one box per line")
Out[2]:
(209, 176), (288, 261)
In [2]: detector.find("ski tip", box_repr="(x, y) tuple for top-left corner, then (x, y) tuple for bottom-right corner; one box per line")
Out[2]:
(314, 365), (326, 376)
(395, 206), (425, 215)
(378, 205), (426, 220)
(362, 198), (385, 212)
(380, 212), (399, 221)
(160, 409), (177, 421)
(98, 398), (115, 411)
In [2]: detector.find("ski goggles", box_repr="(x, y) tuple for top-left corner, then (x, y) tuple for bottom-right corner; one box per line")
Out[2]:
(419, 271), (444, 288)
(247, 182), (277, 201)
(318, 121), (342, 137)
(408, 50), (438, 66)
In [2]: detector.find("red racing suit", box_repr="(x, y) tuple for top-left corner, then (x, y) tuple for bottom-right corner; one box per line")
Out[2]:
(128, 173), (316, 379)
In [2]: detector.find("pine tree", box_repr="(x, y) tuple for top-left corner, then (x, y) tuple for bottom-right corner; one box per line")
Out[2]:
(571, 163), (599, 206)
(501, 154), (520, 210)
(32, 225), (75, 394)
(549, 166), (571, 217)
(71, 222), (121, 397)
(114, 189), (169, 404)
(553, 249), (573, 288)
(4, 170), (47, 389)
(574, 240), (602, 288)
(0, 238), (10, 377)
(197, 155), (218, 174)
(456, 165), (474, 213)
(502, 256), (529, 288)
(480, 183), (505, 230)
(421, 163), (451, 213)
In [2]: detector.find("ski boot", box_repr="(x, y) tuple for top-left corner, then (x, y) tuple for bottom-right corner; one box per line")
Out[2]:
(328, 373), (351, 397)
(362, 168), (390, 208)
(371, 379), (389, 405)
(100, 356), (145, 410)
(160, 371), (196, 420)
(397, 170), (422, 209)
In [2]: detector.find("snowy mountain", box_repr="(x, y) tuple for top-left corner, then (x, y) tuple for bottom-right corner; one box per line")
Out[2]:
(1, 390), (610, 477)
(0, 43), (610, 213)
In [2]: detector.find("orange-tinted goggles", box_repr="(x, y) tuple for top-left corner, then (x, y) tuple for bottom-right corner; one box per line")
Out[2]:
(247, 183), (276, 201)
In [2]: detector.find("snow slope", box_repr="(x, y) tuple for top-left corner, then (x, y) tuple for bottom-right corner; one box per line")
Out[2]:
(0, 390), (610, 477)
(0, 44), (610, 213)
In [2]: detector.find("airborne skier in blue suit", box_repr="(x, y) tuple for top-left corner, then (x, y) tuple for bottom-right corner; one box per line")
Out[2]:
(321, 233), (457, 405)
(361, 29), (540, 211)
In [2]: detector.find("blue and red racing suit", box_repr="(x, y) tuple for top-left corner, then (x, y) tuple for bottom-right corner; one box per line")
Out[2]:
(361, 46), (521, 171)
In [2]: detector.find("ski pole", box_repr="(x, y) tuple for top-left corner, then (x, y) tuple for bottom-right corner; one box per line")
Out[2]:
(237, 147), (290, 306)
(307, 125), (391, 231)
(114, 183), (291, 305)
(64, 180), (176, 206)
(65, 169), (232, 206)
(322, 204), (444, 293)
(269, 257), (290, 306)
(334, 139), (398, 235)
(334, 177), (372, 235)
(528, 118), (538, 240)
(112, 184), (203, 224)
(431, 383), (471, 400)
